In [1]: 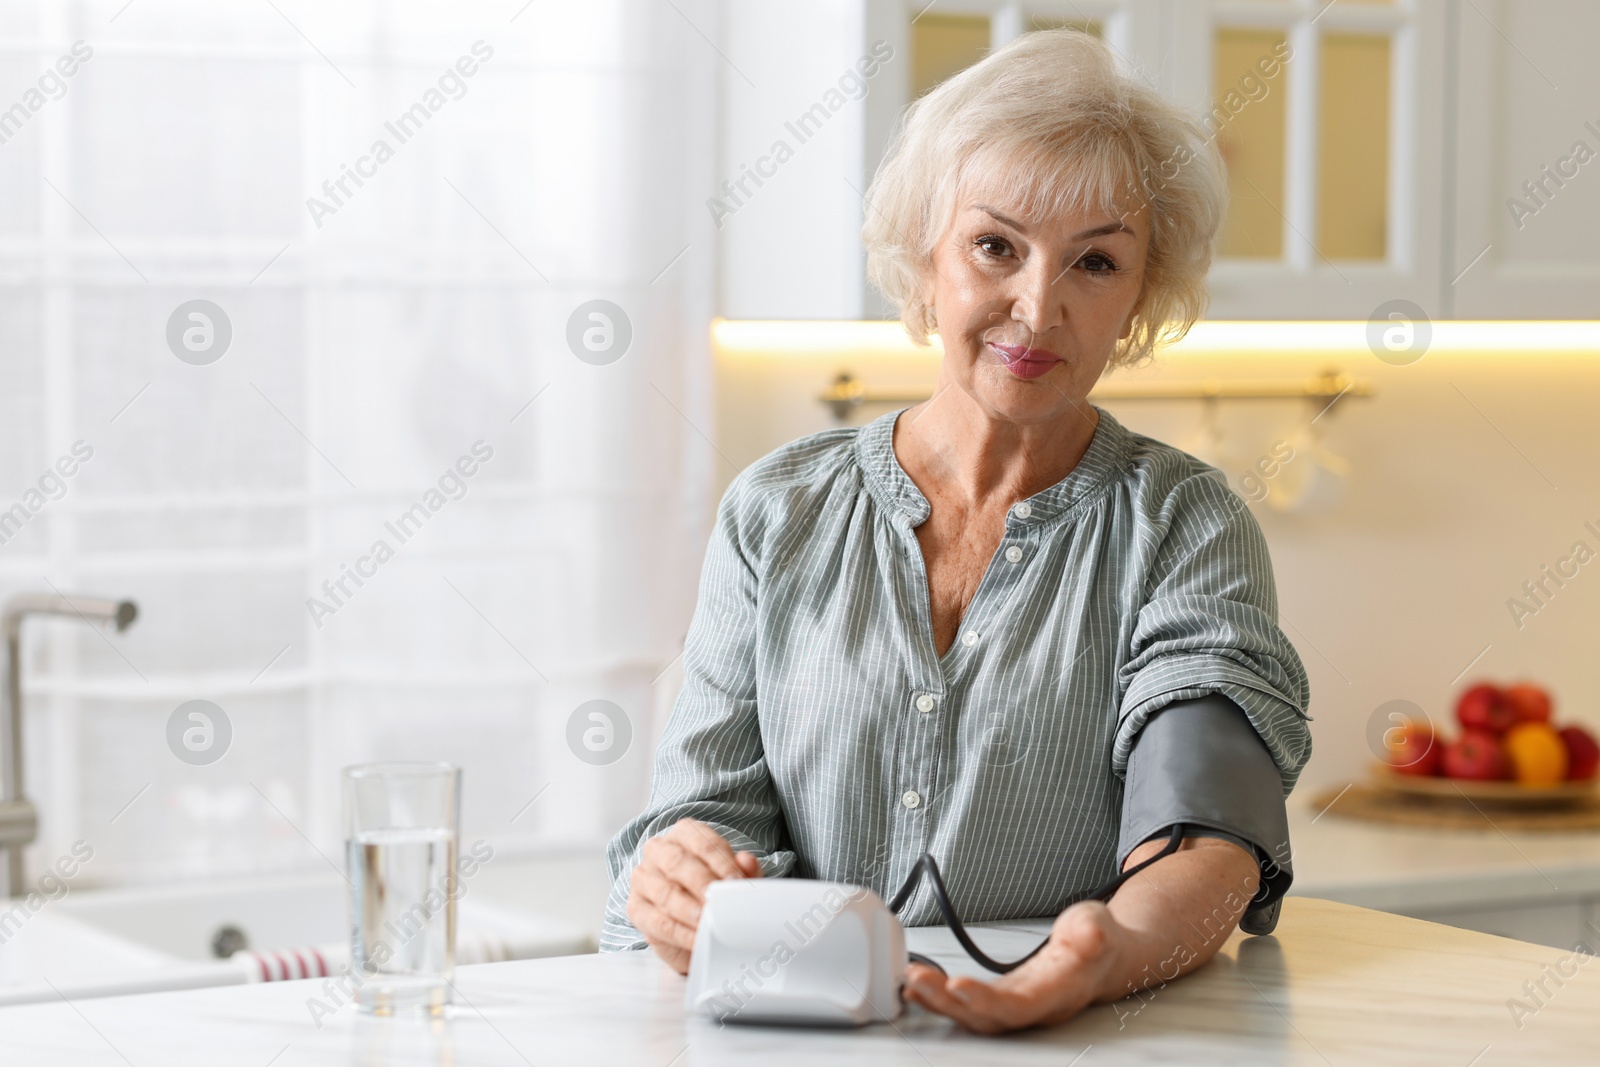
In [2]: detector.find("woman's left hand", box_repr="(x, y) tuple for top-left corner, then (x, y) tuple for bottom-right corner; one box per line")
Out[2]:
(901, 900), (1127, 1034)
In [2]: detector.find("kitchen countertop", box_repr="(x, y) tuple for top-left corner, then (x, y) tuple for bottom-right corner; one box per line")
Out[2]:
(3, 898), (1596, 1065)
(1285, 795), (1600, 913)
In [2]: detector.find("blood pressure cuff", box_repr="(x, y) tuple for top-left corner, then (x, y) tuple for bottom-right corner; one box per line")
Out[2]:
(1116, 692), (1293, 936)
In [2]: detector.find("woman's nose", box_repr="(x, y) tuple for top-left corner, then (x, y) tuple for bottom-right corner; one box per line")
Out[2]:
(1009, 260), (1068, 336)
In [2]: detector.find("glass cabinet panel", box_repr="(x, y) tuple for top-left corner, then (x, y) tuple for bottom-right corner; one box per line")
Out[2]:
(1213, 29), (1290, 259)
(1317, 33), (1391, 260)
(911, 14), (991, 98)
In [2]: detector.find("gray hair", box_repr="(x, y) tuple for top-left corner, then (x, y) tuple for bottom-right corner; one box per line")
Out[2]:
(862, 28), (1227, 368)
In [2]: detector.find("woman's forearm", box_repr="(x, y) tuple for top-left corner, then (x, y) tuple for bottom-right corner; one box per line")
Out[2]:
(899, 831), (1266, 1032)
(1095, 834), (1262, 1006)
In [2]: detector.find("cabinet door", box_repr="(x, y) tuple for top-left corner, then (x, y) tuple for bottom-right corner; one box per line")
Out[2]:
(1165, 0), (1450, 320)
(1449, 0), (1600, 318)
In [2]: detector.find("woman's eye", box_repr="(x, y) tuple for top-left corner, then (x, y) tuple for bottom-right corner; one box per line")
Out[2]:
(1079, 251), (1119, 274)
(975, 235), (1011, 257)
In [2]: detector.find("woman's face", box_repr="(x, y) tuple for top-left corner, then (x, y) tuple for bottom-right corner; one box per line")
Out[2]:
(923, 178), (1150, 424)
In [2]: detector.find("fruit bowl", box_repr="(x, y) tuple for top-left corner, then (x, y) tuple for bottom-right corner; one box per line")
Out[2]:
(1370, 763), (1598, 805)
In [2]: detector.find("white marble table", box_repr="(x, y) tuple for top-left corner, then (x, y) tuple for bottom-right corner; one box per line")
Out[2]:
(3, 898), (1597, 1065)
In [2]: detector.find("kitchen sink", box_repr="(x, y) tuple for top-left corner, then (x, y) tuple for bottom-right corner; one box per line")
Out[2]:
(0, 871), (590, 1006)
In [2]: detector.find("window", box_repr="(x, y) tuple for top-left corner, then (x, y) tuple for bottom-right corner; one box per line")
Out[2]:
(2, 0), (712, 886)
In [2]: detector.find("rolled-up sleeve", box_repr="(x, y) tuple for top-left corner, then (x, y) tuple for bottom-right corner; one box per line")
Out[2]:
(599, 475), (797, 952)
(1113, 470), (1313, 795)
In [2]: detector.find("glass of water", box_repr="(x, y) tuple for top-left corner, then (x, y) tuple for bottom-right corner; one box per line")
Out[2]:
(342, 762), (462, 1015)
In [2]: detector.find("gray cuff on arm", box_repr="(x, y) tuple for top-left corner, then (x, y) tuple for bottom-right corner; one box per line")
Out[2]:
(1117, 692), (1293, 936)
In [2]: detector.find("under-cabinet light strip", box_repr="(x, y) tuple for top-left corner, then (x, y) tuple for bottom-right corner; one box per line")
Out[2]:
(712, 319), (1600, 356)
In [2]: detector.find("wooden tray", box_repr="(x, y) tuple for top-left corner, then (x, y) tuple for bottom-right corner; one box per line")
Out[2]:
(1369, 763), (1597, 805)
(1312, 782), (1600, 831)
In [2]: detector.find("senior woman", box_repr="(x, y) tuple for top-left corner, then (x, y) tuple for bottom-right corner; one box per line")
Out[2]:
(603, 28), (1311, 1033)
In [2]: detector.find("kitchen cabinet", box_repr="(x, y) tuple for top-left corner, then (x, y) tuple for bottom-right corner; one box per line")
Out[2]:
(717, 0), (1600, 321)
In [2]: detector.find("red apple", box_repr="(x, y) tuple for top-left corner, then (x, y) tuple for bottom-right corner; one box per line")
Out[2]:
(1442, 729), (1510, 781)
(1503, 682), (1553, 724)
(1559, 726), (1600, 781)
(1387, 725), (1441, 776)
(1456, 683), (1517, 735)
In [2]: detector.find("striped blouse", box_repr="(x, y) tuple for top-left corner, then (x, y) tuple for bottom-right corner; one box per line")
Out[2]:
(602, 404), (1312, 950)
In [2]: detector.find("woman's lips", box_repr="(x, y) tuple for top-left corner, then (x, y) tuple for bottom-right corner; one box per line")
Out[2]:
(988, 342), (1061, 380)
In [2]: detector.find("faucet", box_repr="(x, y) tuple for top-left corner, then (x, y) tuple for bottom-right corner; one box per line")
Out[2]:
(2, 593), (137, 897)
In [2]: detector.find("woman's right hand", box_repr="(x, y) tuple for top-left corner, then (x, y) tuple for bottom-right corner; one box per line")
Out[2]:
(626, 818), (763, 974)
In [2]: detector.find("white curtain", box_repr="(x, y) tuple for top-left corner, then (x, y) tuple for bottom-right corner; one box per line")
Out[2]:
(1, 0), (717, 885)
